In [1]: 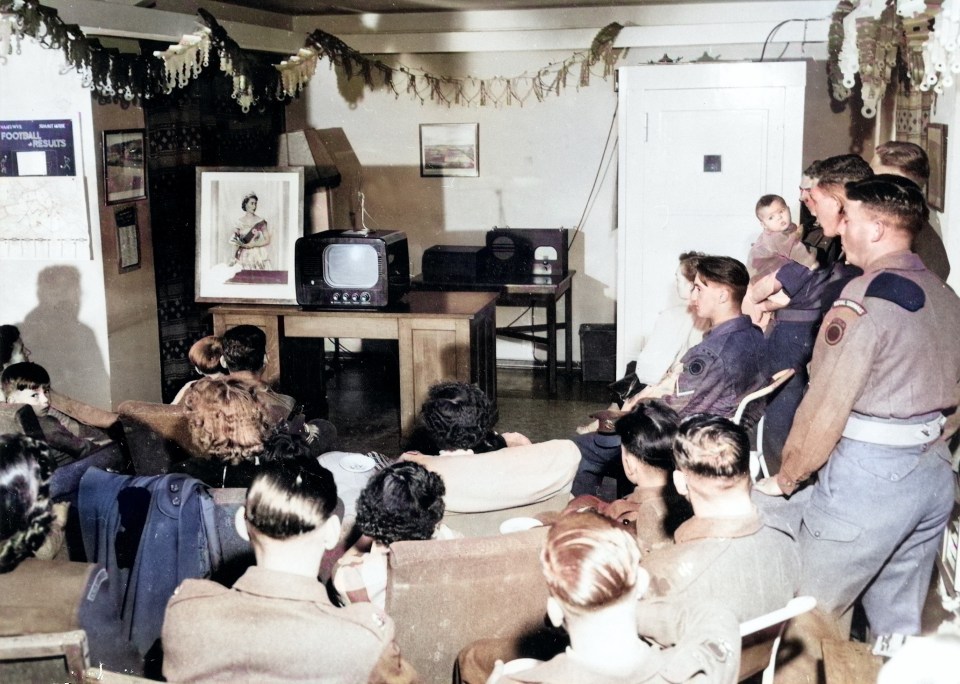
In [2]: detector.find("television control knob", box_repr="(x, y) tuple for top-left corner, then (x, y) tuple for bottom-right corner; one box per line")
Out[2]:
(360, 292), (371, 302)
(331, 292), (341, 302)
(350, 293), (359, 302)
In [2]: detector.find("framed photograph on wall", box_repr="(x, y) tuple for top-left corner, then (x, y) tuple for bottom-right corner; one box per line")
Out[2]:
(420, 123), (479, 177)
(115, 205), (141, 272)
(195, 167), (304, 304)
(927, 124), (948, 212)
(103, 129), (147, 204)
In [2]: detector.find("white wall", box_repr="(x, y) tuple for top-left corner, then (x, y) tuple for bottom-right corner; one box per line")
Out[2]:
(0, 38), (113, 408)
(931, 88), (959, 292)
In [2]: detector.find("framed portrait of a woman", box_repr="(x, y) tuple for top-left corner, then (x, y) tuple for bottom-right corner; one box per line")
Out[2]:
(195, 167), (304, 304)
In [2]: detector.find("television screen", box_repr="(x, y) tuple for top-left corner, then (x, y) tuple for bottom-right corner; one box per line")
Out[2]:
(323, 243), (379, 288)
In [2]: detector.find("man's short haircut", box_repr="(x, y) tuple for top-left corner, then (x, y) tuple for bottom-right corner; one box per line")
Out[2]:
(221, 325), (267, 373)
(845, 174), (928, 237)
(678, 251), (706, 283)
(755, 194), (787, 214)
(0, 325), (21, 368)
(188, 336), (224, 376)
(615, 401), (680, 472)
(0, 434), (56, 573)
(183, 377), (272, 465)
(244, 457), (337, 540)
(673, 414), (751, 480)
(815, 154), (873, 193)
(540, 511), (642, 613)
(874, 141), (930, 183)
(695, 256), (750, 305)
(1, 362), (50, 396)
(416, 381), (501, 452)
(803, 159), (825, 179)
(355, 461), (446, 545)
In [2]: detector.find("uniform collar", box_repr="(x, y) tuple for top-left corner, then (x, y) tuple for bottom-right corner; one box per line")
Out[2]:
(862, 249), (924, 273)
(703, 314), (753, 338)
(673, 505), (762, 543)
(232, 566), (333, 605)
(626, 485), (669, 503)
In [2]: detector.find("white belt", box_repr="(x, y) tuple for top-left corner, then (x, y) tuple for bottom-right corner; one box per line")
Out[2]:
(841, 413), (945, 447)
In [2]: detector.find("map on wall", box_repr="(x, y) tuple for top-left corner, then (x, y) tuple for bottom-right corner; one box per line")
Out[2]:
(0, 118), (91, 260)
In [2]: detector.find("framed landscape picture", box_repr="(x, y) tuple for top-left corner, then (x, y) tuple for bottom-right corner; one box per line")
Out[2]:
(195, 167), (304, 304)
(103, 129), (147, 204)
(420, 123), (479, 177)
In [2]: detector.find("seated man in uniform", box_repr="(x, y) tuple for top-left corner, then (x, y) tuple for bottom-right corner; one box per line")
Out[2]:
(565, 401), (691, 553)
(487, 511), (740, 684)
(571, 255), (764, 498)
(161, 457), (417, 683)
(456, 415), (797, 683)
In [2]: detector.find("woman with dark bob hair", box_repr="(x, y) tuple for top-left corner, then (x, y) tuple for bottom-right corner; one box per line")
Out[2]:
(333, 461), (459, 608)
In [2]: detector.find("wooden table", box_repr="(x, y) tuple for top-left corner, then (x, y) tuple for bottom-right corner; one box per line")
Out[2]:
(411, 271), (575, 395)
(210, 291), (498, 437)
(822, 639), (884, 683)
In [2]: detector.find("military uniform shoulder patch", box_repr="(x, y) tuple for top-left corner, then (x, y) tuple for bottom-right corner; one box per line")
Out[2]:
(864, 272), (925, 312)
(830, 299), (866, 316)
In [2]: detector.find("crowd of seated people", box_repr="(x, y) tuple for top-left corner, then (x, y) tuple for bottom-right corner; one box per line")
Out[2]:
(0, 144), (956, 683)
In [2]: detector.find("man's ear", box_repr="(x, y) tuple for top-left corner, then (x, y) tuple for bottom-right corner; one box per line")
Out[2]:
(320, 515), (341, 551)
(621, 447), (638, 481)
(672, 470), (688, 497)
(546, 596), (565, 628)
(220, 355), (228, 370)
(235, 506), (250, 542)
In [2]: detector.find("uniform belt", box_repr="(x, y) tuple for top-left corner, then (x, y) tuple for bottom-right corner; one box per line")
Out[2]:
(841, 413), (945, 446)
(773, 308), (821, 323)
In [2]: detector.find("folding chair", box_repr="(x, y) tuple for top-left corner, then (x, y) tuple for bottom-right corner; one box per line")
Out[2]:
(731, 368), (795, 480)
(738, 595), (816, 683)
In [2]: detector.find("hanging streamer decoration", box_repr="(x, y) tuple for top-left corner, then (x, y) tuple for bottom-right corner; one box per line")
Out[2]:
(0, 0), (624, 110)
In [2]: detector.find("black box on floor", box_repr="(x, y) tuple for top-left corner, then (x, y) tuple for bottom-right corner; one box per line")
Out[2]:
(422, 245), (488, 283)
(579, 323), (617, 382)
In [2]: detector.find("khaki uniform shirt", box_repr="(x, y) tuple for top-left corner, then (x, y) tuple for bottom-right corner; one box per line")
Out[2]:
(162, 566), (417, 683)
(778, 250), (960, 492)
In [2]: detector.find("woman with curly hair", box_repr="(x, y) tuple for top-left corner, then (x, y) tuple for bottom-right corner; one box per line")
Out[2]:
(333, 461), (459, 608)
(0, 434), (140, 670)
(175, 376), (275, 488)
(406, 381), (529, 454)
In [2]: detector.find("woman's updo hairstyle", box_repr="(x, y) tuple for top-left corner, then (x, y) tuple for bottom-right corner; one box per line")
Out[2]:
(416, 381), (503, 453)
(244, 458), (338, 541)
(241, 192), (258, 211)
(0, 435), (56, 573)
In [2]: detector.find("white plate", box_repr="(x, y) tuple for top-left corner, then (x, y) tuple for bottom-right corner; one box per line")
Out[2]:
(339, 453), (375, 473)
(501, 658), (541, 675)
(499, 517), (543, 534)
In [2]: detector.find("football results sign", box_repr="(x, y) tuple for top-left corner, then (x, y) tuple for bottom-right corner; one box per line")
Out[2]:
(0, 119), (76, 176)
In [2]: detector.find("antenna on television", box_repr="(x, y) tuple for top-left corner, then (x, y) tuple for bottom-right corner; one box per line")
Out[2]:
(343, 190), (371, 236)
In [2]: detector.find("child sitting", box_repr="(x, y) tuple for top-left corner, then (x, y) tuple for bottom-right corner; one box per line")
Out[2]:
(748, 194), (818, 279)
(172, 335), (226, 404)
(1, 362), (103, 466)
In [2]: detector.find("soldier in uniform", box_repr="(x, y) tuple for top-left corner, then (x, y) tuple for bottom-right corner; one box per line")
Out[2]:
(162, 458), (417, 683)
(756, 174), (960, 636)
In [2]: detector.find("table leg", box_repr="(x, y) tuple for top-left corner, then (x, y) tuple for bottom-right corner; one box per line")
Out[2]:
(564, 286), (573, 374)
(547, 299), (558, 395)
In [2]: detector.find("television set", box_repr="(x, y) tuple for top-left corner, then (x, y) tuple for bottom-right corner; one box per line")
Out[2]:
(295, 229), (410, 308)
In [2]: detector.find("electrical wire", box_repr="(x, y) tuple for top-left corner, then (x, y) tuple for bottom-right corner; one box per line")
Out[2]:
(569, 98), (619, 252)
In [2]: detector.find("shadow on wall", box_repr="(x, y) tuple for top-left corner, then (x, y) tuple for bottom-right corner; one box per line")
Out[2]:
(19, 266), (110, 407)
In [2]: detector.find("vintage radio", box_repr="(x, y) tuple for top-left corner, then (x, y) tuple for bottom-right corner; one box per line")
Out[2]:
(422, 245), (488, 283)
(484, 228), (569, 281)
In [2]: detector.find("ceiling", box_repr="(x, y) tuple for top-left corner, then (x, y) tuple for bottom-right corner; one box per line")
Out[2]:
(200, 0), (660, 17)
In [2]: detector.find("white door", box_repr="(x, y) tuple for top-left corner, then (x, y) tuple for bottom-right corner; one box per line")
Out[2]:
(616, 62), (805, 372)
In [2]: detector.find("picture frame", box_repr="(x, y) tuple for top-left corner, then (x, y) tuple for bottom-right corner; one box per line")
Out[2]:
(420, 123), (479, 177)
(926, 123), (948, 212)
(114, 205), (141, 272)
(195, 167), (304, 304)
(103, 129), (147, 204)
